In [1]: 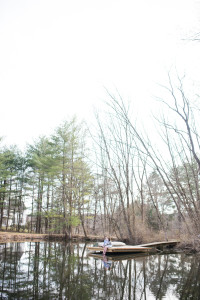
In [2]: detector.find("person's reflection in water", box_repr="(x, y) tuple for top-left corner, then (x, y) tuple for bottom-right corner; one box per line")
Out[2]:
(102, 255), (112, 271)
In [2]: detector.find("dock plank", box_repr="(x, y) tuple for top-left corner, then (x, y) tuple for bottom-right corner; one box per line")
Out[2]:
(87, 246), (152, 253)
(138, 240), (179, 248)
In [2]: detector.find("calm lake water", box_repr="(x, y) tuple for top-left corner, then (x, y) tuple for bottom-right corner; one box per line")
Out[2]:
(0, 242), (200, 300)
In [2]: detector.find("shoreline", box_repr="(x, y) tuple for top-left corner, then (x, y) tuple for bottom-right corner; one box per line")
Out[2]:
(1, 231), (199, 254)
(0, 231), (104, 243)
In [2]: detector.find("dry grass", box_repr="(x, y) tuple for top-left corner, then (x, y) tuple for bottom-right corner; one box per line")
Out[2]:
(176, 231), (200, 253)
(0, 231), (52, 243)
(0, 231), (115, 243)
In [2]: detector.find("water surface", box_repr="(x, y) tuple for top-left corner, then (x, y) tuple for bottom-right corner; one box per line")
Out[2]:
(0, 242), (200, 299)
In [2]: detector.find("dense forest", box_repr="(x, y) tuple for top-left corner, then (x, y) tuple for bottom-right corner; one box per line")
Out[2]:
(1, 79), (200, 244)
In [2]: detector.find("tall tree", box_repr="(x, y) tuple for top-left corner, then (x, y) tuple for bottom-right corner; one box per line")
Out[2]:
(51, 118), (93, 237)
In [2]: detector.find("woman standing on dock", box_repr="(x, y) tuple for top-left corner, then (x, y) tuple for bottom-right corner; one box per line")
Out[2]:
(103, 237), (112, 255)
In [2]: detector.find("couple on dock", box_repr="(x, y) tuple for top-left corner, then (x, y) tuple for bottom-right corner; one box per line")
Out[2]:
(103, 236), (112, 255)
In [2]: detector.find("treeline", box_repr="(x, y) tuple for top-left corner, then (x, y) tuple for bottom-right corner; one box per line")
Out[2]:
(1, 78), (200, 243)
(0, 118), (93, 237)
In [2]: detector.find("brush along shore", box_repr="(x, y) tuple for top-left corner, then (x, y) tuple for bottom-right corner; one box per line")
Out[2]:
(1, 231), (200, 253)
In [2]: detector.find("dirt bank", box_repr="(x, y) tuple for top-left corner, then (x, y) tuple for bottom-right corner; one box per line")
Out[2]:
(2, 231), (199, 253)
(0, 231), (107, 243)
(176, 239), (200, 254)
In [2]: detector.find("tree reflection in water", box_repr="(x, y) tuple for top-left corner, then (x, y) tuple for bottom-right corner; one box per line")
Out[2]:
(0, 242), (200, 299)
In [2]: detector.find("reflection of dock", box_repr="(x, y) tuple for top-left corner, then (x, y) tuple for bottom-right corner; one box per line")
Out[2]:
(87, 240), (179, 254)
(88, 252), (151, 261)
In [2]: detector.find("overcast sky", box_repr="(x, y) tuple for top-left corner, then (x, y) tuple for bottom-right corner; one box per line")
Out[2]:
(0, 0), (200, 149)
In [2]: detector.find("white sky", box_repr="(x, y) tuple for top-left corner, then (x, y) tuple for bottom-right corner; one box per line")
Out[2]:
(0, 0), (200, 149)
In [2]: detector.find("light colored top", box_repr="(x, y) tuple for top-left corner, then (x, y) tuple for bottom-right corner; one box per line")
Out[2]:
(103, 239), (112, 247)
(97, 241), (126, 247)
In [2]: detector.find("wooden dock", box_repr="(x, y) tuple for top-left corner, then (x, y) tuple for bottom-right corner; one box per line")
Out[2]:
(86, 245), (152, 253)
(87, 240), (179, 254)
(138, 240), (179, 249)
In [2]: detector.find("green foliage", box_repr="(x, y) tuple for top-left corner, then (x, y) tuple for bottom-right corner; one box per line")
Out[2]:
(0, 118), (93, 235)
(68, 215), (81, 226)
(0, 145), (28, 230)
